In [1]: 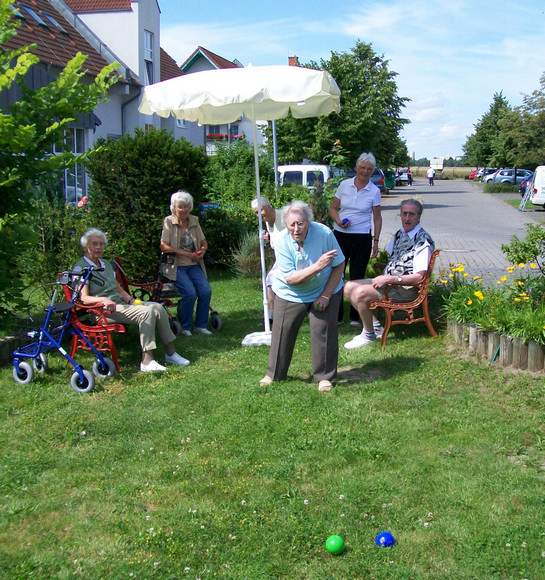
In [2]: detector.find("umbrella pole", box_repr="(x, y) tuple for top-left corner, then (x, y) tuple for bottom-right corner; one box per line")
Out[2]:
(241, 119), (272, 346)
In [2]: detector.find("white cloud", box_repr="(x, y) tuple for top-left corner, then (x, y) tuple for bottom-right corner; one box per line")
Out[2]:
(159, 0), (545, 159)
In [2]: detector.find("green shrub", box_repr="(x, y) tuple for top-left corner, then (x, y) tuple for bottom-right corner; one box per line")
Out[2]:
(84, 128), (207, 280)
(483, 182), (519, 194)
(199, 205), (255, 268)
(232, 231), (275, 278)
(202, 140), (275, 206)
(438, 262), (545, 343)
(501, 223), (545, 273)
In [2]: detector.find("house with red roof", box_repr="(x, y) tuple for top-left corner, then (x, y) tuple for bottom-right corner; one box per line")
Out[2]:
(179, 46), (263, 156)
(1, 0), (260, 203)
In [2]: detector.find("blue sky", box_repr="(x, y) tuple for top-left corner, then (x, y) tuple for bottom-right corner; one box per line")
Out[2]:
(159, 0), (545, 161)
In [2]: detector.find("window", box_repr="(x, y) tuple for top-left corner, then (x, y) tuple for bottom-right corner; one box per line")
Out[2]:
(144, 30), (154, 84)
(176, 119), (187, 129)
(53, 128), (87, 204)
(19, 3), (47, 26)
(42, 11), (68, 34)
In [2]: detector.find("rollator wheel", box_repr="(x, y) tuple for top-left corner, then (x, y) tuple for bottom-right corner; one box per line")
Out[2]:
(210, 310), (223, 331)
(70, 369), (95, 393)
(13, 362), (34, 384)
(33, 353), (48, 374)
(92, 357), (116, 378)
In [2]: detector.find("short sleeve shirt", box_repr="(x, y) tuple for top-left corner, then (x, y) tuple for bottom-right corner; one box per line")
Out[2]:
(333, 177), (381, 234)
(272, 222), (345, 303)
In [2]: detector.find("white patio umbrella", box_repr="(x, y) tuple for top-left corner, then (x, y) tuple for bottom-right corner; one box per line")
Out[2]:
(139, 65), (341, 346)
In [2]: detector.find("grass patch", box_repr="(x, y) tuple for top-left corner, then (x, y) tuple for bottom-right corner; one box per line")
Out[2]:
(1, 273), (545, 578)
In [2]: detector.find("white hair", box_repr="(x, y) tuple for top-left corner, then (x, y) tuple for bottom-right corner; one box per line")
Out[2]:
(80, 227), (107, 249)
(282, 199), (314, 224)
(170, 190), (194, 213)
(356, 152), (377, 169)
(251, 197), (272, 211)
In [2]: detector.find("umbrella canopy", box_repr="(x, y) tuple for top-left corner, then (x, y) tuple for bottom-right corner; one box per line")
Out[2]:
(139, 65), (340, 124)
(138, 65), (340, 344)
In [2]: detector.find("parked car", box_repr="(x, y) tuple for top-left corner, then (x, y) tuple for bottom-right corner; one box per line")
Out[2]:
(469, 169), (478, 180)
(483, 169), (501, 183)
(371, 167), (386, 193)
(477, 167), (497, 181)
(395, 168), (409, 186)
(491, 168), (533, 184)
(528, 166), (545, 208)
(519, 178), (531, 197)
(278, 164), (331, 188)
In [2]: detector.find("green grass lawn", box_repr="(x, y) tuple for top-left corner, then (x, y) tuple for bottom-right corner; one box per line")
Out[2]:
(1, 271), (545, 578)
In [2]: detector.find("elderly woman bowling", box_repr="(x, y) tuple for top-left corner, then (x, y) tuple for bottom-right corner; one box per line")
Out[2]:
(259, 200), (345, 393)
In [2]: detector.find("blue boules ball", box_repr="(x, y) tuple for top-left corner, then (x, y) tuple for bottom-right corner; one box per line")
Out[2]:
(375, 531), (395, 547)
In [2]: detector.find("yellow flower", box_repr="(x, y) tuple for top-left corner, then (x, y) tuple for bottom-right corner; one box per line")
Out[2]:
(514, 297), (521, 302)
(467, 299), (473, 305)
(524, 296), (530, 301)
(440, 269), (445, 276)
(518, 263), (525, 268)
(449, 273), (454, 278)
(440, 279), (448, 284)
(474, 291), (484, 300)
(507, 266), (515, 273)
(500, 275), (507, 282)
(530, 263), (537, 269)
(463, 273), (468, 277)
(473, 276), (480, 281)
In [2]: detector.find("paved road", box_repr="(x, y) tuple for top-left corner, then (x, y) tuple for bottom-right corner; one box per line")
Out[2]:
(379, 177), (544, 280)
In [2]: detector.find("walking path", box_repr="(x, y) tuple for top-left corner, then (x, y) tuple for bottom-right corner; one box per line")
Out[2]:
(379, 178), (543, 280)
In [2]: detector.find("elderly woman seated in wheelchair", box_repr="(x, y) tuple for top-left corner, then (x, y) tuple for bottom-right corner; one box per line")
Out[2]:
(159, 191), (213, 337)
(74, 228), (190, 373)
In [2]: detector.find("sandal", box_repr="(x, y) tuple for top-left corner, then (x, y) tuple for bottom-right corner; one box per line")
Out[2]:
(259, 376), (273, 387)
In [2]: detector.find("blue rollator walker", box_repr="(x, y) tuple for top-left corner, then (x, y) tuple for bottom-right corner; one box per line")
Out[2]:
(12, 267), (116, 393)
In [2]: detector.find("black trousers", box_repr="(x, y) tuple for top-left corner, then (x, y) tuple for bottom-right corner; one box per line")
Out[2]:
(333, 231), (372, 322)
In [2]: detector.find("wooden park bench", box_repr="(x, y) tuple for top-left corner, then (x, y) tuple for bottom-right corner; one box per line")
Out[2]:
(368, 249), (440, 346)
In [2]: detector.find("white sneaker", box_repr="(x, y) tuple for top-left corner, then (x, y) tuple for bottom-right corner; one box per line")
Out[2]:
(344, 332), (377, 350)
(373, 323), (384, 338)
(165, 352), (190, 366)
(194, 327), (212, 335)
(180, 329), (192, 336)
(140, 360), (167, 372)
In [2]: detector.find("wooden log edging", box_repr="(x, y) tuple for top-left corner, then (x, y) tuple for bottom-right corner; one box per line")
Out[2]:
(447, 320), (544, 373)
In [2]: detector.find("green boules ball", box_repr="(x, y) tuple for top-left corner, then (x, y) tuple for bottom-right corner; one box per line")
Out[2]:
(325, 535), (345, 554)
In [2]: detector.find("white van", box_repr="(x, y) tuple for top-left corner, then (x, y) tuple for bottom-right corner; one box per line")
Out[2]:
(528, 166), (545, 208)
(277, 164), (331, 188)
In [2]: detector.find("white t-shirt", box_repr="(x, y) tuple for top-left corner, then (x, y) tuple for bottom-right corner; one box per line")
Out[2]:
(333, 177), (381, 234)
(266, 209), (285, 249)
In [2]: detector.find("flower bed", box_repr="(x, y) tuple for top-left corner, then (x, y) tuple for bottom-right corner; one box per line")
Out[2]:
(440, 253), (545, 373)
(439, 262), (545, 344)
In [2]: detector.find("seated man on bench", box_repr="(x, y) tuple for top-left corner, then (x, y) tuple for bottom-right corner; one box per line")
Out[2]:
(343, 199), (434, 349)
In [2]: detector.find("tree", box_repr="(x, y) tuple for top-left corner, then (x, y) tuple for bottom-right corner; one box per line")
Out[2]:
(0, 0), (118, 316)
(462, 93), (511, 166)
(0, 0), (119, 216)
(266, 41), (409, 169)
(84, 128), (207, 280)
(499, 73), (545, 169)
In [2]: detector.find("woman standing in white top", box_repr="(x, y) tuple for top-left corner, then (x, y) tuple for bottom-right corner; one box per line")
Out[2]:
(329, 152), (382, 326)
